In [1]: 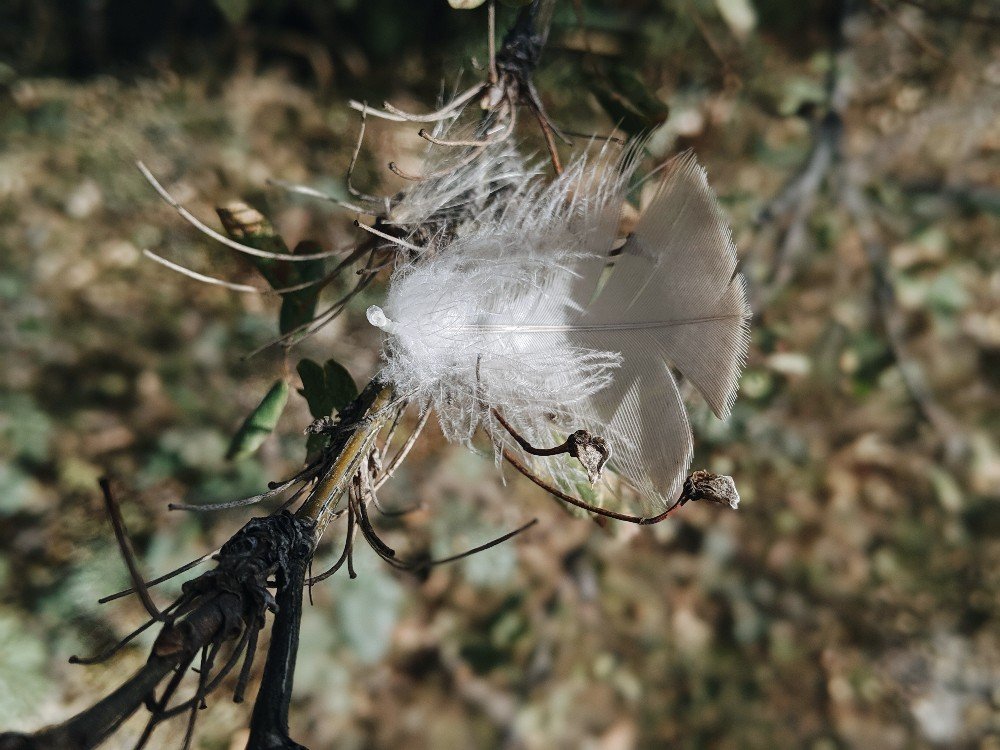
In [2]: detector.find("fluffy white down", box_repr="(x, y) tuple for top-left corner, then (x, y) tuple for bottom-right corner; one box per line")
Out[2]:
(370, 147), (751, 515)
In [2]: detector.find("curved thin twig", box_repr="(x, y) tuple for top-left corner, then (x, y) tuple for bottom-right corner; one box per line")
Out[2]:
(265, 178), (375, 215)
(349, 83), (485, 123)
(99, 549), (218, 604)
(421, 518), (538, 569)
(373, 407), (431, 491)
(501, 447), (682, 525)
(168, 465), (320, 512)
(142, 250), (336, 295)
(353, 220), (424, 252)
(137, 162), (349, 262)
(99, 479), (165, 621)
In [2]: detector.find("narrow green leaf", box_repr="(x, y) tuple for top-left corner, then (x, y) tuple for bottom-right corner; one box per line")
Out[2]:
(215, 206), (324, 335)
(226, 380), (290, 461)
(277, 240), (323, 335)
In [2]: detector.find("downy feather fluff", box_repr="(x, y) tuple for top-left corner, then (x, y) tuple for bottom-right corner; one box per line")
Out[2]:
(369, 147), (751, 515)
(384, 121), (534, 244)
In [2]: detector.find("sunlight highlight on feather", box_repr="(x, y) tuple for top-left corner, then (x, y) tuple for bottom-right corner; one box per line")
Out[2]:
(371, 148), (751, 515)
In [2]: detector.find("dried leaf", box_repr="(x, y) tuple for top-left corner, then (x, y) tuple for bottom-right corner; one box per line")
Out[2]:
(680, 470), (740, 509)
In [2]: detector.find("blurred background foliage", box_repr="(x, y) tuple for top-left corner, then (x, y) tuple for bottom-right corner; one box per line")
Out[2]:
(1, 0), (999, 747)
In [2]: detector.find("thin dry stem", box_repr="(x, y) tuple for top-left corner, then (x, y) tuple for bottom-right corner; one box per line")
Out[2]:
(137, 162), (347, 262)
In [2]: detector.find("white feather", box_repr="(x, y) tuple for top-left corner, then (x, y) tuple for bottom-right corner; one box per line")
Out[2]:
(369, 148), (751, 514)
(384, 122), (534, 243)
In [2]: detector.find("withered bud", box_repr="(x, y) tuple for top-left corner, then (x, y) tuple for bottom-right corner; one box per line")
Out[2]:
(566, 430), (611, 484)
(680, 470), (740, 509)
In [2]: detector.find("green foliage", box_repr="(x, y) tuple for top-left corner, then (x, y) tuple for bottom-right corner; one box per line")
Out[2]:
(296, 359), (358, 419)
(226, 380), (290, 461)
(276, 243), (325, 336)
(0, 464), (39, 517)
(297, 358), (358, 460)
(215, 206), (324, 336)
(591, 65), (669, 136)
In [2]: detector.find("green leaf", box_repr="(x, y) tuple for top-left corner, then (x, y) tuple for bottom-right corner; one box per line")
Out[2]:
(323, 360), (359, 413)
(331, 548), (404, 664)
(277, 240), (324, 335)
(226, 380), (290, 461)
(296, 359), (331, 419)
(296, 358), (357, 420)
(304, 432), (329, 464)
(591, 66), (670, 136)
(215, 205), (324, 335)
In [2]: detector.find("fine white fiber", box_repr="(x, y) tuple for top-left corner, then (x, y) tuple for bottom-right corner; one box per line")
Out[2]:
(383, 120), (535, 245)
(369, 146), (751, 515)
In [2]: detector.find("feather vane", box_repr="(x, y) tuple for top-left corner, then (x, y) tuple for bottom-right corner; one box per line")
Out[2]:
(369, 148), (751, 514)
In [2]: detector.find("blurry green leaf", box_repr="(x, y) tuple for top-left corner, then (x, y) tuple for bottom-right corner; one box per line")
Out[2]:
(58, 456), (102, 493)
(929, 466), (964, 513)
(215, 0), (251, 25)
(448, 0), (486, 8)
(777, 77), (828, 117)
(193, 460), (269, 507)
(304, 432), (329, 463)
(926, 271), (969, 315)
(216, 204), (323, 335)
(296, 358), (357, 419)
(226, 380), (290, 461)
(740, 368), (774, 401)
(37, 545), (131, 636)
(432, 499), (520, 587)
(459, 594), (525, 673)
(591, 66), (669, 136)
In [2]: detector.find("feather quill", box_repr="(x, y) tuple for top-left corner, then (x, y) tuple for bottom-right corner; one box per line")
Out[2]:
(369, 148), (751, 515)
